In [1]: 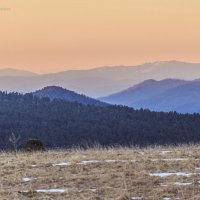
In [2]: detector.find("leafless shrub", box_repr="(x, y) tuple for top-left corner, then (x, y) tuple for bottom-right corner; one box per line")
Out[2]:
(9, 132), (21, 152)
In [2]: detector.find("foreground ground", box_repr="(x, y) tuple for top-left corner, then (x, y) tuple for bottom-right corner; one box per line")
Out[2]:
(1, 146), (200, 199)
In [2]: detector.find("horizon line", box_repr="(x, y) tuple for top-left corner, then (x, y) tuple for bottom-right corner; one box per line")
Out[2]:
(0, 59), (200, 75)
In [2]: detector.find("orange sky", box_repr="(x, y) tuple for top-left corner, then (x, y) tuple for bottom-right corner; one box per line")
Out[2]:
(0, 0), (200, 73)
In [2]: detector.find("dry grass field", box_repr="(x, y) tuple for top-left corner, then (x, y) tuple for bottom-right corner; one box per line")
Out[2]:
(1, 145), (200, 200)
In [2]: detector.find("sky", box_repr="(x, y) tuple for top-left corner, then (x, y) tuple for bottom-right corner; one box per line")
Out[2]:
(0, 0), (200, 73)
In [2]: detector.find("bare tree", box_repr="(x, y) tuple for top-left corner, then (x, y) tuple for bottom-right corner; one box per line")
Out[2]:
(9, 132), (21, 152)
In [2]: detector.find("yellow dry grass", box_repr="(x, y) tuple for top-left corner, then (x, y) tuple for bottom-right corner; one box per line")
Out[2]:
(1, 145), (200, 200)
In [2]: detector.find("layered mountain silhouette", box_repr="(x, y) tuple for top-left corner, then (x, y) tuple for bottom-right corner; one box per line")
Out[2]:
(100, 79), (200, 114)
(33, 86), (107, 106)
(1, 61), (200, 97)
(0, 68), (37, 77)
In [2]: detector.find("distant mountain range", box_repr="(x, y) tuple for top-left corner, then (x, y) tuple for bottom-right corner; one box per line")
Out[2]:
(1, 60), (200, 97)
(0, 68), (37, 77)
(100, 79), (200, 114)
(33, 86), (107, 106)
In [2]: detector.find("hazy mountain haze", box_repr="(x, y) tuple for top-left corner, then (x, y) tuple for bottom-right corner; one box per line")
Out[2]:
(100, 79), (200, 114)
(0, 68), (37, 77)
(1, 61), (200, 97)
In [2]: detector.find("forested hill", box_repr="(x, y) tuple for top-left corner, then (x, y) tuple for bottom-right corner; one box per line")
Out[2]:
(33, 86), (107, 106)
(1, 92), (200, 149)
(100, 79), (200, 114)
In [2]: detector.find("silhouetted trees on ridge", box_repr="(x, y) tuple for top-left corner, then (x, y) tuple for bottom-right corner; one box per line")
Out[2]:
(0, 91), (200, 150)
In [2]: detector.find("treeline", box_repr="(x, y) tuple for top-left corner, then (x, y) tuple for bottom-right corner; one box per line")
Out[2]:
(0, 91), (200, 149)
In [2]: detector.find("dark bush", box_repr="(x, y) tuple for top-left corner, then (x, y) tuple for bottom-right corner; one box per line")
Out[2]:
(24, 139), (45, 152)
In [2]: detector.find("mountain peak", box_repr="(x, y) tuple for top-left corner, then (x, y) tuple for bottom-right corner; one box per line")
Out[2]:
(41, 86), (66, 91)
(149, 60), (190, 66)
(34, 86), (107, 106)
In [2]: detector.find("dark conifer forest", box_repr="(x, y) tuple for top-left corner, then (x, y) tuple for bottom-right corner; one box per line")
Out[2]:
(0, 91), (200, 149)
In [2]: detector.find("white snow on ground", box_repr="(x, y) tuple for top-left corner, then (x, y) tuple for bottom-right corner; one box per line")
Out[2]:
(119, 160), (128, 163)
(53, 160), (133, 166)
(36, 189), (66, 193)
(105, 160), (128, 163)
(160, 151), (172, 155)
(31, 165), (37, 167)
(78, 160), (101, 164)
(20, 190), (29, 193)
(53, 162), (71, 166)
(51, 158), (195, 166)
(162, 158), (188, 161)
(149, 172), (196, 177)
(174, 182), (192, 186)
(90, 189), (97, 192)
(20, 189), (66, 193)
(152, 158), (188, 161)
(160, 183), (168, 187)
(195, 167), (200, 170)
(131, 197), (143, 199)
(105, 160), (117, 163)
(22, 178), (31, 182)
(138, 152), (144, 155)
(163, 198), (179, 200)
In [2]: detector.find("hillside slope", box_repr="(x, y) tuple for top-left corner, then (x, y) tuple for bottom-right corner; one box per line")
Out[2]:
(100, 79), (200, 113)
(33, 86), (107, 106)
(1, 92), (200, 149)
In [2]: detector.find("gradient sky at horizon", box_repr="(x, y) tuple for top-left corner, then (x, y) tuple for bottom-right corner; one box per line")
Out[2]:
(0, 0), (200, 73)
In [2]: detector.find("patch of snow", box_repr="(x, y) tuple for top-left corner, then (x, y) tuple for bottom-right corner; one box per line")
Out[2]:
(149, 173), (172, 177)
(36, 189), (66, 193)
(160, 183), (168, 187)
(174, 182), (192, 186)
(53, 162), (71, 166)
(152, 158), (188, 161)
(131, 197), (143, 199)
(160, 151), (172, 155)
(163, 158), (188, 161)
(163, 198), (171, 200)
(90, 188), (96, 192)
(138, 152), (144, 155)
(78, 160), (100, 164)
(105, 160), (128, 163)
(120, 160), (128, 163)
(174, 172), (195, 177)
(149, 172), (195, 177)
(195, 167), (200, 170)
(22, 178), (31, 182)
(105, 160), (118, 163)
(31, 165), (37, 167)
(20, 190), (29, 193)
(20, 189), (66, 193)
